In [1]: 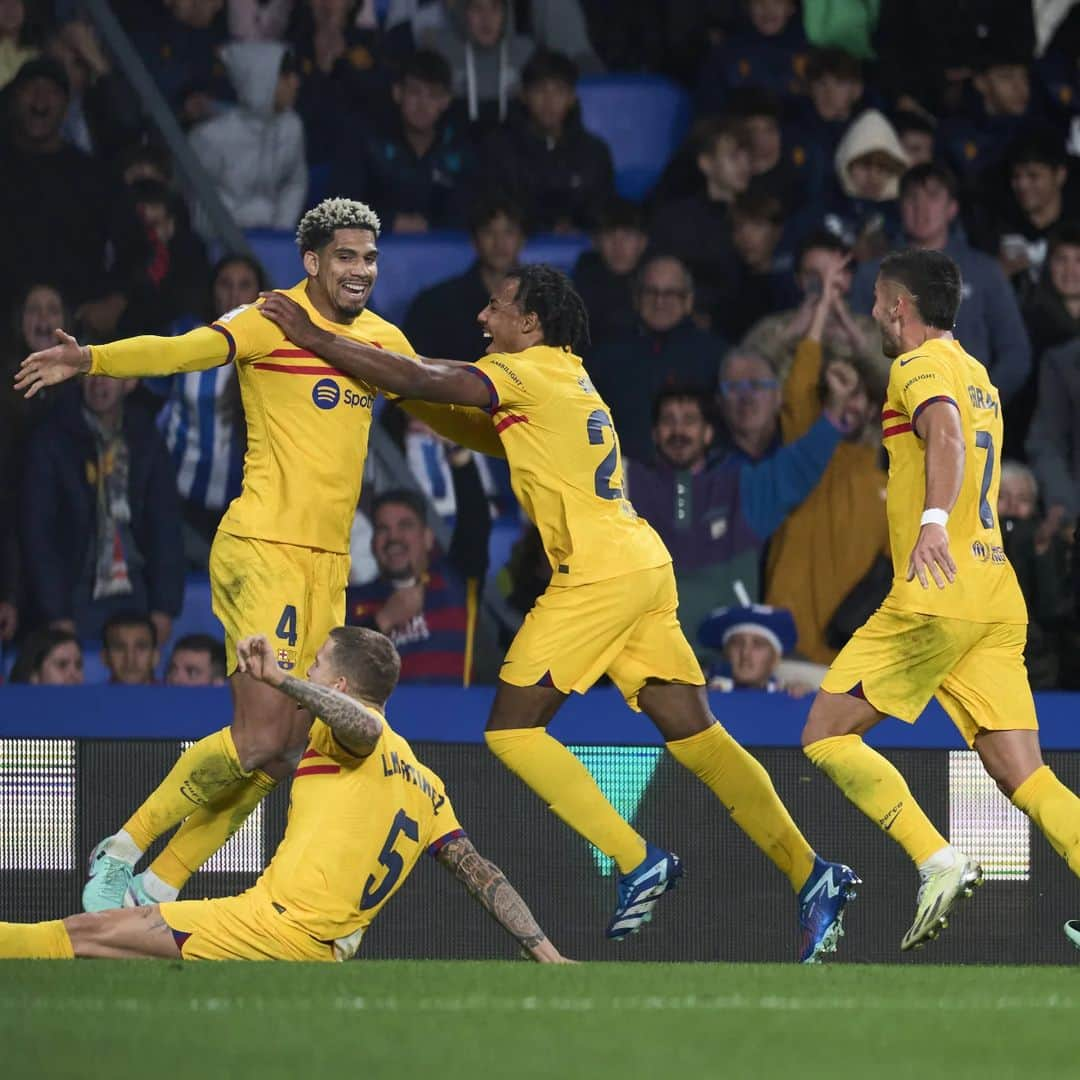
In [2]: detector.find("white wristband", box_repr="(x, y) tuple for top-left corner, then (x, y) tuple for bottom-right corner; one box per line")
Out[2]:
(921, 508), (949, 528)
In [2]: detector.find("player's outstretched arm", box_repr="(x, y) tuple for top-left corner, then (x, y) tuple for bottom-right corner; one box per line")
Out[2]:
(259, 291), (490, 408)
(907, 400), (965, 589)
(435, 835), (570, 963)
(236, 634), (384, 757)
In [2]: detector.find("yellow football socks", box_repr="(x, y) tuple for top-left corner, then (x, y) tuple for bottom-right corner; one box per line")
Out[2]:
(805, 734), (947, 865)
(667, 723), (816, 892)
(149, 769), (278, 891)
(0, 920), (73, 959)
(485, 728), (647, 873)
(123, 727), (249, 852)
(1012, 765), (1080, 876)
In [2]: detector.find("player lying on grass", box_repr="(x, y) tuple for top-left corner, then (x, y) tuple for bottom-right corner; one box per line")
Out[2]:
(13, 198), (505, 918)
(0, 627), (567, 963)
(257, 266), (860, 964)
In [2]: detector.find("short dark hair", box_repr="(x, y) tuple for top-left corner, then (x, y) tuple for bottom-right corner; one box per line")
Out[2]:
(634, 253), (694, 294)
(170, 633), (227, 679)
(899, 162), (958, 201)
(1006, 128), (1068, 172)
(731, 191), (784, 226)
(127, 179), (180, 217)
(651, 387), (711, 426)
(102, 611), (158, 649)
(796, 228), (851, 268)
(295, 198), (381, 253)
(1047, 221), (1080, 260)
(328, 626), (401, 705)
(399, 48), (453, 92)
(9, 629), (81, 684)
(724, 87), (782, 124)
(595, 197), (644, 233)
(116, 140), (172, 182)
(893, 109), (936, 139)
(805, 47), (862, 85)
(372, 488), (428, 525)
(505, 264), (591, 352)
(878, 248), (963, 331)
(694, 114), (750, 156)
(467, 194), (527, 236)
(521, 48), (578, 89)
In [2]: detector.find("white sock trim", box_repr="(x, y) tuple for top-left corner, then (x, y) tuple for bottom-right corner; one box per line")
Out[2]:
(104, 830), (143, 866)
(918, 845), (959, 874)
(141, 869), (179, 904)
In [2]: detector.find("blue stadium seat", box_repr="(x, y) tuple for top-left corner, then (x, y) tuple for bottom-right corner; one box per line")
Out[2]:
(577, 75), (692, 201)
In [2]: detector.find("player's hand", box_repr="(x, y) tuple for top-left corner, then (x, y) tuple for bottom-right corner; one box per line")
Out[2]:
(258, 291), (321, 349)
(906, 524), (957, 589)
(375, 582), (425, 634)
(236, 634), (287, 687)
(14, 330), (92, 398)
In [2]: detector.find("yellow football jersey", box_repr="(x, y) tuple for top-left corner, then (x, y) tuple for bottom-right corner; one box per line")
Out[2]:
(467, 346), (671, 585)
(253, 716), (462, 953)
(90, 281), (414, 554)
(881, 337), (1026, 624)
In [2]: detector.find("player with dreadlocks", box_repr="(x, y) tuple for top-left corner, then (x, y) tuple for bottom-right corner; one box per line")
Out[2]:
(258, 265), (861, 962)
(16, 198), (503, 913)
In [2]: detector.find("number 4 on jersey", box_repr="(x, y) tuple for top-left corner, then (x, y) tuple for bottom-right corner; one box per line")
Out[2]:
(275, 604), (298, 646)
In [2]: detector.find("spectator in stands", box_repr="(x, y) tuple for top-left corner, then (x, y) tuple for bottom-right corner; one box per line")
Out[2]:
(165, 633), (228, 686)
(346, 466), (491, 685)
(8, 628), (84, 685)
(101, 612), (160, 687)
(715, 345), (783, 463)
(128, 0), (231, 128)
(189, 42), (307, 239)
(572, 197), (648, 346)
(893, 110), (935, 169)
(328, 49), (474, 233)
(726, 88), (802, 214)
(623, 374), (854, 654)
(0, 0), (40, 91)
(1022, 223), (1080, 361)
(420, 0), (534, 129)
(115, 181), (211, 338)
(850, 164), (1032, 406)
(290, 0), (387, 165)
(786, 47), (865, 208)
(826, 108), (907, 262)
(697, 602), (815, 694)
(764, 255), (889, 665)
(696, 0), (808, 115)
(0, 282), (73, 645)
(743, 229), (882, 385)
(998, 460), (1074, 689)
(1027, 338), (1080, 573)
(116, 141), (173, 188)
(715, 191), (793, 340)
(404, 196), (526, 361)
(44, 17), (141, 160)
(588, 254), (725, 464)
(483, 49), (614, 233)
(939, 54), (1035, 184)
(0, 58), (131, 336)
(992, 131), (1075, 289)
(153, 254), (265, 565)
(649, 116), (749, 321)
(20, 377), (184, 644)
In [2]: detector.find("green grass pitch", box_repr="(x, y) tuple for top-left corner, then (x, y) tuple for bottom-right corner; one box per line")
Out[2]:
(2, 960), (1075, 1079)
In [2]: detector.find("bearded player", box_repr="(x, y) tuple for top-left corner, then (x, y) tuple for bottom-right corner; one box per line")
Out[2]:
(800, 248), (1080, 951)
(257, 264), (861, 964)
(15, 198), (501, 913)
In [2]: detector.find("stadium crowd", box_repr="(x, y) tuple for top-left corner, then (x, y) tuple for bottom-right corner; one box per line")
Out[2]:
(2, 0), (1079, 694)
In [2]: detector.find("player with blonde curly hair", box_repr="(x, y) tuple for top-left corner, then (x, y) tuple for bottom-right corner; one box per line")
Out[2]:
(17, 198), (503, 912)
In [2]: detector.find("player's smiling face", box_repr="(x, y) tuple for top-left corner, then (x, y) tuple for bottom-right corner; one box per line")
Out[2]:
(305, 228), (378, 321)
(477, 276), (533, 353)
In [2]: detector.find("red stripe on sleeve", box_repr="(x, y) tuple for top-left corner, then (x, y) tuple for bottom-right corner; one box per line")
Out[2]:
(883, 422), (912, 438)
(294, 764), (341, 777)
(494, 413), (528, 433)
(881, 408), (903, 420)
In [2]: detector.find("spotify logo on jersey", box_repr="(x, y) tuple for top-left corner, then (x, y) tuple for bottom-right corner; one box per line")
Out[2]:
(312, 378), (341, 410)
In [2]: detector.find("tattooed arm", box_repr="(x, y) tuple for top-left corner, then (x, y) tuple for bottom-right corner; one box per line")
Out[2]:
(435, 835), (568, 962)
(235, 634), (383, 757)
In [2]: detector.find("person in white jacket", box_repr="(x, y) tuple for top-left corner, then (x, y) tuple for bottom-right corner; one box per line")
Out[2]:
(189, 40), (307, 240)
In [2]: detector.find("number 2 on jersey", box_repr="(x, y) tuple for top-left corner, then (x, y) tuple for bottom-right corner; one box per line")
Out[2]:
(586, 409), (624, 500)
(974, 430), (995, 529)
(359, 809), (420, 910)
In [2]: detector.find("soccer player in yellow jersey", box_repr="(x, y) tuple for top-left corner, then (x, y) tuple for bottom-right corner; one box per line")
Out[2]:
(15, 198), (501, 914)
(802, 248), (1080, 951)
(258, 265), (861, 963)
(0, 627), (567, 963)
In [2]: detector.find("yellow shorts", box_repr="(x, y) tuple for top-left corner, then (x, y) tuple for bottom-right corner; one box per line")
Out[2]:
(500, 563), (704, 710)
(159, 891), (333, 962)
(820, 603), (1038, 746)
(210, 531), (350, 676)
